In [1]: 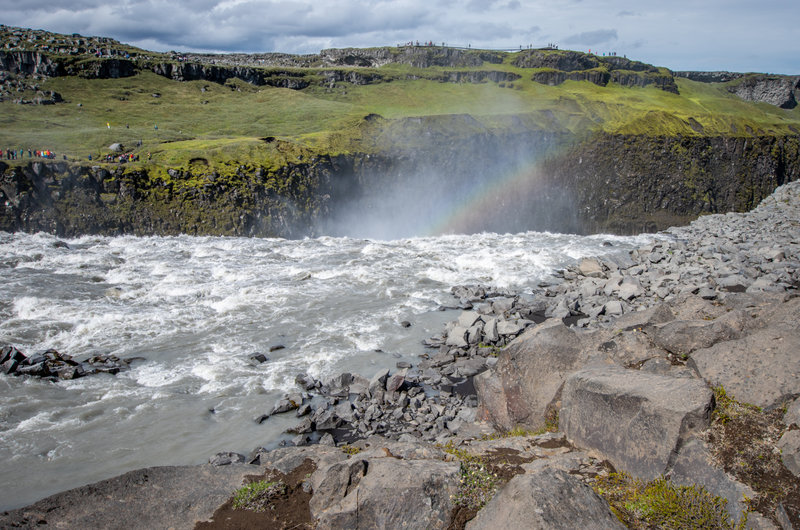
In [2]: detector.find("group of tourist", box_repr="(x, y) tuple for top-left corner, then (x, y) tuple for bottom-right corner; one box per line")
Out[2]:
(1, 148), (60, 160)
(99, 153), (140, 163)
(1, 147), (149, 164)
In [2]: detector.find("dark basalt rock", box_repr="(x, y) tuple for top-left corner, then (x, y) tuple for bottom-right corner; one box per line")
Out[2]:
(0, 345), (134, 380)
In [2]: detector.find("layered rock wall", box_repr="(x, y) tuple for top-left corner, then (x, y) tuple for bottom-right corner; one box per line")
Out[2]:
(540, 133), (800, 234)
(2, 132), (799, 237)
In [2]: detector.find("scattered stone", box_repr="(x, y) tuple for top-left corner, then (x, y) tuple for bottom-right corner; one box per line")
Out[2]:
(578, 258), (605, 278)
(208, 452), (245, 466)
(295, 373), (317, 390)
(0, 346), (133, 381)
(271, 395), (302, 415)
(249, 352), (268, 364)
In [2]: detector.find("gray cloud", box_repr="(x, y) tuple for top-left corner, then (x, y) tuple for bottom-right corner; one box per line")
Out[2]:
(563, 29), (618, 46)
(0, 0), (796, 72)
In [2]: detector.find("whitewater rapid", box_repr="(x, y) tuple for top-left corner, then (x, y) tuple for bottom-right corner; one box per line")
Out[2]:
(0, 229), (654, 509)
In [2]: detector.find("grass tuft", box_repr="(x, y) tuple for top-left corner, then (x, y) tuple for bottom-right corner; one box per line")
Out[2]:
(231, 480), (287, 512)
(594, 472), (745, 529)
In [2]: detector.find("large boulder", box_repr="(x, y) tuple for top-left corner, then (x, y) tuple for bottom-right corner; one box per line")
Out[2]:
(650, 313), (747, 359)
(560, 364), (713, 480)
(688, 327), (800, 409)
(474, 320), (587, 430)
(466, 467), (623, 529)
(311, 457), (460, 529)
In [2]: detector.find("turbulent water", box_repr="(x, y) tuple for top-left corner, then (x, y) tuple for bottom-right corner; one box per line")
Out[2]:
(0, 229), (654, 510)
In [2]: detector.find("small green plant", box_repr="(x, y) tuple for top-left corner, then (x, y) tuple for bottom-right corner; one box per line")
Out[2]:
(436, 441), (500, 509)
(437, 440), (482, 463)
(594, 472), (745, 529)
(712, 386), (761, 425)
(452, 461), (500, 510)
(231, 480), (286, 512)
(340, 444), (362, 455)
(477, 343), (502, 357)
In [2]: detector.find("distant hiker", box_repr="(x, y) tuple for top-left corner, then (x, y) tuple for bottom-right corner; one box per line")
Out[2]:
(154, 124), (158, 130)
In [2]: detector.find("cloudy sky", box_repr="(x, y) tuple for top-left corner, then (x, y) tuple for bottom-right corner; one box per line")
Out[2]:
(1, 0), (797, 74)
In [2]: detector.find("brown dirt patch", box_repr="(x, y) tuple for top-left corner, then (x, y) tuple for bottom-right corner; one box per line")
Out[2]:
(195, 459), (316, 530)
(481, 447), (537, 467)
(447, 448), (532, 530)
(707, 400), (799, 527)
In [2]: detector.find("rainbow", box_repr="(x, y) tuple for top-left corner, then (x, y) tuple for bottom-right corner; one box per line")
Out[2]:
(424, 152), (558, 236)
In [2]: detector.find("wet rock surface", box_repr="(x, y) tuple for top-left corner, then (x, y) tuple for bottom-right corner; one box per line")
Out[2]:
(0, 345), (136, 380)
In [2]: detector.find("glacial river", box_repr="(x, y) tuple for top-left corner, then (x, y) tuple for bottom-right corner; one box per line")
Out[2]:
(0, 229), (654, 509)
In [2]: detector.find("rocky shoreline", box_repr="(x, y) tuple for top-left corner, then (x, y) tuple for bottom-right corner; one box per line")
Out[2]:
(3, 181), (800, 528)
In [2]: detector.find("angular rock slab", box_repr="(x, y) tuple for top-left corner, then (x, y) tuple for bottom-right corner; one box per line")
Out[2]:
(688, 327), (800, 409)
(0, 464), (254, 530)
(466, 467), (623, 530)
(777, 430), (800, 478)
(560, 364), (713, 480)
(475, 321), (587, 431)
(314, 458), (460, 529)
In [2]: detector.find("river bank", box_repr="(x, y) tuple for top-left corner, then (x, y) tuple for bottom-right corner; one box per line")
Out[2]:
(2, 181), (800, 528)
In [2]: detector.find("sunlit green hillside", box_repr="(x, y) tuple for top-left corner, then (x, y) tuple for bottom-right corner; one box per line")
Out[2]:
(1, 34), (798, 171)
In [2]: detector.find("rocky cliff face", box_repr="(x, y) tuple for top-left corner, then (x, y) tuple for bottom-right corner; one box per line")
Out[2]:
(675, 71), (800, 108)
(540, 134), (800, 234)
(0, 157), (339, 238)
(321, 46), (506, 68)
(0, 51), (64, 77)
(726, 74), (800, 109)
(2, 132), (798, 238)
(516, 50), (679, 93)
(674, 71), (744, 83)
